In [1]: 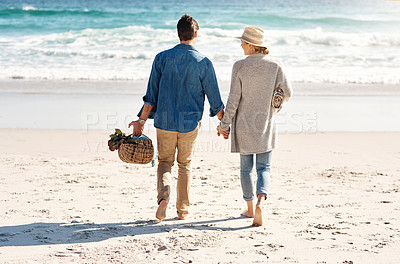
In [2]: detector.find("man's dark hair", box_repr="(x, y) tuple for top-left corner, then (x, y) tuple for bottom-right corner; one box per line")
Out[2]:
(177, 14), (199, 41)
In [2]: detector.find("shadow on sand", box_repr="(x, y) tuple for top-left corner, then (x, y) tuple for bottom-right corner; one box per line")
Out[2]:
(0, 216), (254, 247)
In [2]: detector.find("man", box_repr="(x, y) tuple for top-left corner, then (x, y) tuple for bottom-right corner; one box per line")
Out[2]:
(129, 14), (224, 221)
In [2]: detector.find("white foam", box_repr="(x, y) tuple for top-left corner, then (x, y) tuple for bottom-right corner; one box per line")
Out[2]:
(1, 26), (399, 84)
(22, 6), (38, 11)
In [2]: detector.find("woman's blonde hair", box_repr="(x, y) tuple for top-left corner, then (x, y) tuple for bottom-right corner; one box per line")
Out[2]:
(254, 46), (269, 55)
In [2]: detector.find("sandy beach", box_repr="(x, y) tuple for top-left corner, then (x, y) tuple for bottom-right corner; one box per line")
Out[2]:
(1, 128), (399, 263)
(2, 0), (400, 262)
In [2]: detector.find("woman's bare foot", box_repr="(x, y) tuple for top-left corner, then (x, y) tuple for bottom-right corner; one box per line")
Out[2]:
(252, 206), (263, 226)
(241, 210), (254, 218)
(252, 194), (265, 227)
(156, 200), (168, 221)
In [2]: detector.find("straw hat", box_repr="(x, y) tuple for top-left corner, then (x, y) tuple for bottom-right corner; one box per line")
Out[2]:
(236, 26), (268, 48)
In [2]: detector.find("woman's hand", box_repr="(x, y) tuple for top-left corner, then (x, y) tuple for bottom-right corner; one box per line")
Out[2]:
(217, 125), (230, 139)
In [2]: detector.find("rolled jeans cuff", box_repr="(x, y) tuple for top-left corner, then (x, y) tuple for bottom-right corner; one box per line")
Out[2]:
(257, 191), (268, 200)
(243, 195), (255, 202)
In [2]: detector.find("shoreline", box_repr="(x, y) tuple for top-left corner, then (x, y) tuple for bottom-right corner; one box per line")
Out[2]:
(1, 79), (400, 96)
(1, 79), (400, 132)
(1, 94), (400, 132)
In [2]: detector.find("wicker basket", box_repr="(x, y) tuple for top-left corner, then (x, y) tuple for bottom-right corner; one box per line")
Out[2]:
(118, 135), (154, 164)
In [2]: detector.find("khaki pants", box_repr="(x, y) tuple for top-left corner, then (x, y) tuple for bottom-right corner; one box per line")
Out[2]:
(156, 126), (199, 218)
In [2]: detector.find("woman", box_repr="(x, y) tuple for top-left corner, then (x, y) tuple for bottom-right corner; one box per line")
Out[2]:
(218, 26), (292, 226)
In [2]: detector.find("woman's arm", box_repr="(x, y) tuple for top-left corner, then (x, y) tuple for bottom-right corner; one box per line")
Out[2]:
(275, 65), (293, 103)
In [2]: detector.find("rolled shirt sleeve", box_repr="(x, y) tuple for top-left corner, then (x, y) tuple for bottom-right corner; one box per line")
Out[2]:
(137, 55), (161, 118)
(201, 58), (224, 117)
(144, 54), (161, 107)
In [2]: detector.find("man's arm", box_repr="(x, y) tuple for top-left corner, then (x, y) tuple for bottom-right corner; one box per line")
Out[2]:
(128, 104), (154, 136)
(128, 54), (161, 136)
(202, 59), (225, 117)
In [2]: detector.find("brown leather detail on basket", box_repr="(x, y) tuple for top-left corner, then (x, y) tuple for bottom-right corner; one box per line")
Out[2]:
(118, 135), (154, 164)
(272, 87), (284, 113)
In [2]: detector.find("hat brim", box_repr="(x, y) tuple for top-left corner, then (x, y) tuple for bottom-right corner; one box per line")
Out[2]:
(235, 36), (268, 48)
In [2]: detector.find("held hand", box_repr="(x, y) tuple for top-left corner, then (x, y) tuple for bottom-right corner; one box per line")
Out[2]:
(128, 120), (144, 136)
(223, 127), (230, 139)
(217, 125), (230, 140)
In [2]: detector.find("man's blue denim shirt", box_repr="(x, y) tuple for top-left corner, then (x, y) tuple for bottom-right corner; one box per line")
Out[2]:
(138, 44), (224, 133)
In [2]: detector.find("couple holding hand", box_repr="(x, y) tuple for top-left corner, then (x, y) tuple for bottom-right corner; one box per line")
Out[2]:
(129, 14), (292, 226)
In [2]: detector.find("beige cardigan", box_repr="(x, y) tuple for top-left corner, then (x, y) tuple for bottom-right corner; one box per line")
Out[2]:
(220, 53), (293, 154)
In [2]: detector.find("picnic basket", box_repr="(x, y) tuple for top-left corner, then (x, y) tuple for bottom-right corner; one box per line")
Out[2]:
(118, 135), (154, 164)
(108, 129), (154, 165)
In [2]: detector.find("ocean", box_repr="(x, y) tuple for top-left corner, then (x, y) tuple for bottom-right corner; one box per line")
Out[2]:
(1, 0), (400, 84)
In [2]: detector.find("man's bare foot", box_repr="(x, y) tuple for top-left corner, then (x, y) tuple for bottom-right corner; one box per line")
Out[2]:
(156, 200), (168, 221)
(241, 200), (254, 218)
(252, 206), (263, 226)
(178, 214), (192, 220)
(241, 210), (254, 218)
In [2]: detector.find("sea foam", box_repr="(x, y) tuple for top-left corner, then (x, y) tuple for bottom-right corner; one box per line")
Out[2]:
(22, 5), (38, 11)
(2, 25), (399, 84)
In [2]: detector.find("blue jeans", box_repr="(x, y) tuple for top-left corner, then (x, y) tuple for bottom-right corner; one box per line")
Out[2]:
(240, 151), (272, 201)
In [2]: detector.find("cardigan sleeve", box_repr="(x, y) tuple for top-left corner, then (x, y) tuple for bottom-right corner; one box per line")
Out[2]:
(220, 61), (242, 131)
(275, 64), (293, 103)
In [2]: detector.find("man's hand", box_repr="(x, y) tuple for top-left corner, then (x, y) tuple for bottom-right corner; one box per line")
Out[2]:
(128, 120), (144, 136)
(129, 104), (153, 136)
(217, 125), (230, 139)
